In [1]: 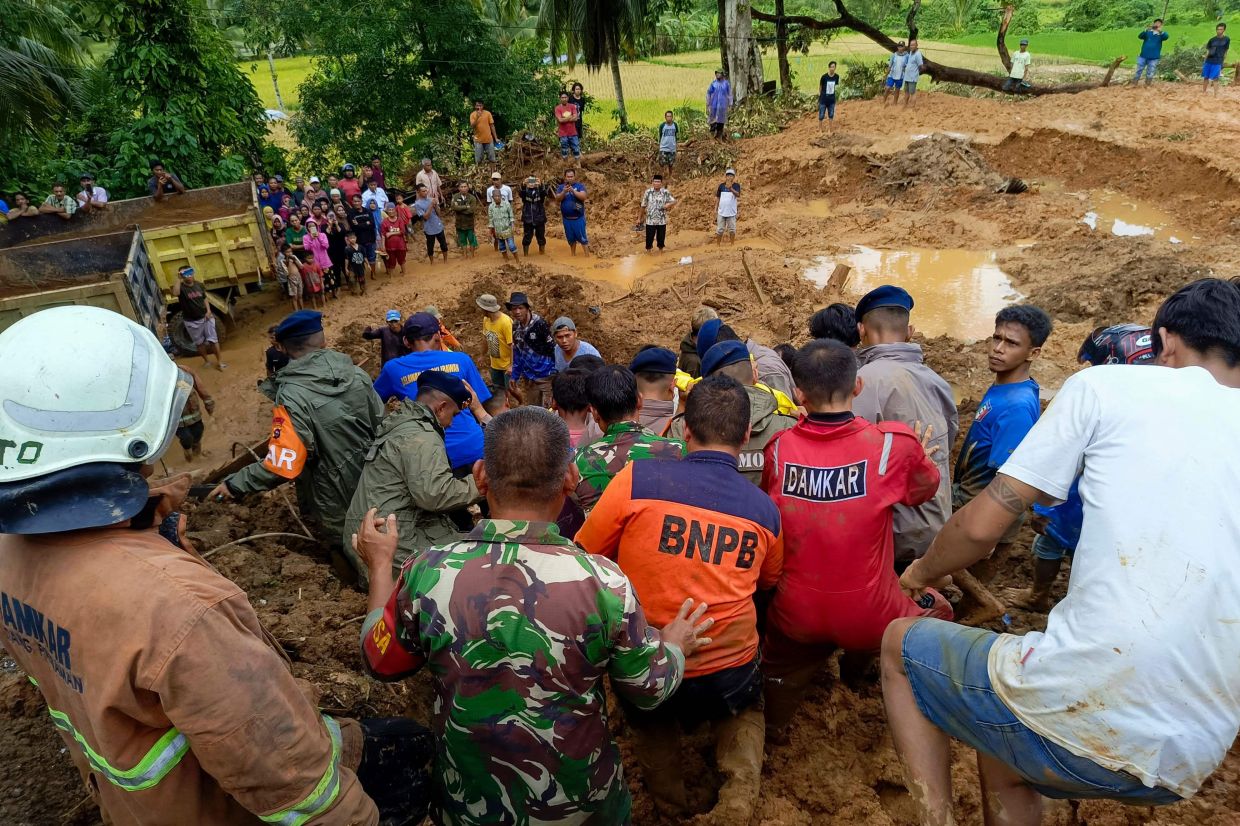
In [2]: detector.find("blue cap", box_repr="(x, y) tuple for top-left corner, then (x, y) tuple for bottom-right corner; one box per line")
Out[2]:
(402, 311), (439, 340)
(701, 340), (750, 376)
(416, 370), (472, 408)
(629, 346), (677, 374)
(696, 318), (723, 360)
(274, 310), (323, 342)
(855, 285), (914, 320)
(385, 309), (401, 322)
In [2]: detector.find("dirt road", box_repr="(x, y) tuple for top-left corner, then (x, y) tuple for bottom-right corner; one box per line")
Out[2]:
(2, 83), (1237, 825)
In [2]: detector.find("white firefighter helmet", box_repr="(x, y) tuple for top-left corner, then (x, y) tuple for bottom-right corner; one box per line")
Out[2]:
(0, 306), (190, 484)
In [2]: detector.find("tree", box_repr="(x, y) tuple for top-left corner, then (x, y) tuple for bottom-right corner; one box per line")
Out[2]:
(0, 0), (80, 143)
(285, 0), (561, 169)
(753, 1), (1126, 96)
(537, 0), (651, 131)
(725, 0), (765, 102)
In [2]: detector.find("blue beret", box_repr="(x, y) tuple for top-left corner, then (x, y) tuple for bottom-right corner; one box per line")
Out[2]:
(696, 318), (723, 360)
(416, 370), (472, 407)
(629, 347), (677, 374)
(855, 285), (914, 320)
(701, 340), (750, 376)
(274, 310), (323, 342)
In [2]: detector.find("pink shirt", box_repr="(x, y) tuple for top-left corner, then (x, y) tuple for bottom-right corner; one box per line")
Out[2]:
(303, 230), (333, 270)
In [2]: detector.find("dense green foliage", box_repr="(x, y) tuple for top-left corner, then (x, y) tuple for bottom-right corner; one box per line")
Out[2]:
(279, 0), (562, 171)
(0, 0), (81, 144)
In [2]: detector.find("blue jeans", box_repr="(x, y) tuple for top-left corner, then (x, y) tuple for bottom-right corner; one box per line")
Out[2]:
(559, 134), (580, 158)
(901, 619), (1183, 805)
(818, 98), (837, 121)
(1134, 57), (1159, 81)
(1032, 533), (1071, 561)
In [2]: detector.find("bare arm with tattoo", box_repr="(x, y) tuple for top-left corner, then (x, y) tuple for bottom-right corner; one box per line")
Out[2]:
(900, 473), (1054, 598)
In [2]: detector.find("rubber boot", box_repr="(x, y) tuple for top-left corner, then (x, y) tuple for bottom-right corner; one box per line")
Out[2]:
(707, 706), (765, 824)
(630, 721), (688, 816)
(762, 665), (815, 743)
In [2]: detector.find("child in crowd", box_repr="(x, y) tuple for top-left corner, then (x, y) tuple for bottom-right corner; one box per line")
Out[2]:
(265, 326), (290, 375)
(298, 250), (325, 310)
(344, 232), (367, 297)
(284, 245), (304, 311)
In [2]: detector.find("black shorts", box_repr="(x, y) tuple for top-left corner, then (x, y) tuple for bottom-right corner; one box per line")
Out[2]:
(176, 420), (204, 449)
(621, 656), (762, 729)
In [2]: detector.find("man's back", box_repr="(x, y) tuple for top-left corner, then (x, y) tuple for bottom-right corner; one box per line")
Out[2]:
(855, 342), (958, 558)
(990, 364), (1240, 797)
(576, 453), (783, 678)
(373, 349), (491, 468)
(361, 520), (681, 825)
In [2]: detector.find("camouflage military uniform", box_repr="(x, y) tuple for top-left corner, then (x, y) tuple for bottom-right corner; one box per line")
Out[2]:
(573, 421), (685, 511)
(360, 519), (684, 825)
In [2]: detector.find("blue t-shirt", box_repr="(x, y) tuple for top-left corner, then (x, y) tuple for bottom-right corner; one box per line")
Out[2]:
(1138, 29), (1169, 60)
(1033, 477), (1083, 552)
(554, 339), (600, 372)
(260, 189), (285, 212)
(0, 198), (9, 215)
(952, 378), (1040, 502)
(558, 182), (586, 220)
(373, 350), (491, 468)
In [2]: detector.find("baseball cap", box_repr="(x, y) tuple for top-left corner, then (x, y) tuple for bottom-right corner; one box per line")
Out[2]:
(725, 168), (736, 176)
(1020, 38), (1029, 45)
(552, 316), (576, 332)
(309, 175), (320, 183)
(701, 340), (750, 376)
(402, 312), (440, 340)
(855, 285), (914, 319)
(417, 370), (472, 409)
(491, 172), (502, 180)
(385, 310), (401, 322)
(273, 175), (284, 183)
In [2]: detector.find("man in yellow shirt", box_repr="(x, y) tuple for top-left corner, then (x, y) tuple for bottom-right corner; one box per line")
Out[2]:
(477, 293), (513, 390)
(470, 100), (499, 166)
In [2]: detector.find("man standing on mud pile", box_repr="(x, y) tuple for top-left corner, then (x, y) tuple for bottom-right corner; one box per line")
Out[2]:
(354, 406), (712, 825)
(761, 340), (950, 740)
(670, 340), (795, 484)
(0, 307), (386, 825)
(707, 69), (732, 141)
(555, 168), (591, 256)
(883, 41), (908, 105)
(372, 312), (494, 475)
(572, 365), (685, 513)
(632, 346), (680, 436)
(210, 311), (384, 556)
(172, 265), (227, 371)
(342, 371), (480, 586)
(507, 292), (558, 407)
(952, 304), (1051, 579)
(679, 306), (718, 377)
(715, 168), (741, 244)
(576, 375), (783, 823)
(853, 286), (958, 570)
(637, 174), (676, 253)
(1004, 323), (1156, 613)
(1133, 18), (1170, 86)
(1003, 39), (1033, 93)
(882, 278), (1240, 826)
(1202, 23), (1230, 96)
(518, 175), (550, 255)
(901, 40), (925, 108)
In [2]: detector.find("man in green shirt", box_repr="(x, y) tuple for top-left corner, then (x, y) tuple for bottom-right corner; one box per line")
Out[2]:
(450, 181), (479, 258)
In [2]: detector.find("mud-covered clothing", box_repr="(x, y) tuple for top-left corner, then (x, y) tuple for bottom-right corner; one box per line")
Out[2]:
(952, 378), (1039, 507)
(511, 312), (556, 382)
(854, 341), (959, 561)
(360, 519), (683, 826)
(678, 331), (701, 377)
(0, 527), (375, 825)
(362, 325), (409, 365)
(226, 348), (384, 540)
(763, 414), (945, 651)
(342, 400), (479, 583)
(577, 451), (784, 678)
(668, 384), (795, 484)
(573, 421), (685, 511)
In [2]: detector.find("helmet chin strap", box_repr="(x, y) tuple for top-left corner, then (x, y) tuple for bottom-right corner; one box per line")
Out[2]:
(0, 463), (149, 535)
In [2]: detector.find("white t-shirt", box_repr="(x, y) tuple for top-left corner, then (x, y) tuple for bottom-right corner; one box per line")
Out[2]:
(487, 184), (513, 203)
(1009, 50), (1032, 80)
(361, 187), (389, 211)
(76, 187), (108, 206)
(716, 183), (740, 218)
(988, 365), (1240, 798)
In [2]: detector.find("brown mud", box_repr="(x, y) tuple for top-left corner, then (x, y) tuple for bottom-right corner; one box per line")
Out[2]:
(3, 84), (1239, 825)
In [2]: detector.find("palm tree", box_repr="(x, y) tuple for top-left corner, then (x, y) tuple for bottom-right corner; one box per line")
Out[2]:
(0, 0), (80, 142)
(537, 0), (649, 131)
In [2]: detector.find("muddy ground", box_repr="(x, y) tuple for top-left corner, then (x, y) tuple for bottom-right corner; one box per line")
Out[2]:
(2, 85), (1239, 825)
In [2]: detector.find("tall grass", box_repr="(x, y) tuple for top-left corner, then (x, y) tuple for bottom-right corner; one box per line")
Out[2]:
(949, 23), (1222, 65)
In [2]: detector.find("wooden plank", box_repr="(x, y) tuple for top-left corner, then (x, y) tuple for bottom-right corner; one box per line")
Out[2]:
(741, 251), (768, 306)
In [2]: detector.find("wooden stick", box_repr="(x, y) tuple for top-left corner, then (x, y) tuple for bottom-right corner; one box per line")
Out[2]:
(203, 531), (314, 559)
(953, 569), (1007, 624)
(741, 251), (768, 306)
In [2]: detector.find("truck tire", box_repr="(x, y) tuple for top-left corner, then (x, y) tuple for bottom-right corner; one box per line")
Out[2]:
(169, 312), (228, 357)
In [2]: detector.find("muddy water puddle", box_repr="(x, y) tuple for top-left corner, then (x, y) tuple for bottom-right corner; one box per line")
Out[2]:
(1035, 181), (1193, 243)
(578, 238), (784, 289)
(805, 246), (1019, 341)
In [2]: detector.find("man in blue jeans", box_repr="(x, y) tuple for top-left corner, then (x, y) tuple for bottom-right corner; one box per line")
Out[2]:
(881, 278), (1240, 826)
(1132, 18), (1169, 86)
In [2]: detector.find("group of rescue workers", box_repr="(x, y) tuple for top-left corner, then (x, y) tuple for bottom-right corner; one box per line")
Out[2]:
(0, 272), (1237, 826)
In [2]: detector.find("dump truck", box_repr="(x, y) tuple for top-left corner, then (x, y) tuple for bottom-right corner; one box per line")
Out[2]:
(0, 182), (272, 320)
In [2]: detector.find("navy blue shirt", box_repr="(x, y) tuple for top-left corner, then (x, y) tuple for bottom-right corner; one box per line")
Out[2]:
(952, 378), (1040, 502)
(373, 350), (492, 468)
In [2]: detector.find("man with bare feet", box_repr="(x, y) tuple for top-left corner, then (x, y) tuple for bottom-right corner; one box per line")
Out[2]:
(882, 279), (1240, 826)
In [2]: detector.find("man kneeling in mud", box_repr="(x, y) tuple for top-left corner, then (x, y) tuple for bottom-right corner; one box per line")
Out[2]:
(881, 278), (1240, 825)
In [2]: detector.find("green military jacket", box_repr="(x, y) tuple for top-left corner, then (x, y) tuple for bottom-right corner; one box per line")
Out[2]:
(669, 384), (797, 484)
(227, 348), (384, 540)
(573, 421), (685, 511)
(341, 399), (479, 585)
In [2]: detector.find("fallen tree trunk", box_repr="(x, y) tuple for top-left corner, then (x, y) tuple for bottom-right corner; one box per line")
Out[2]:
(753, 0), (1125, 96)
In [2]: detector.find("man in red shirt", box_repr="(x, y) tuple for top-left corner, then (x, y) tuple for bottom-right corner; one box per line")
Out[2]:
(761, 339), (950, 736)
(554, 91), (581, 160)
(577, 374), (782, 822)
